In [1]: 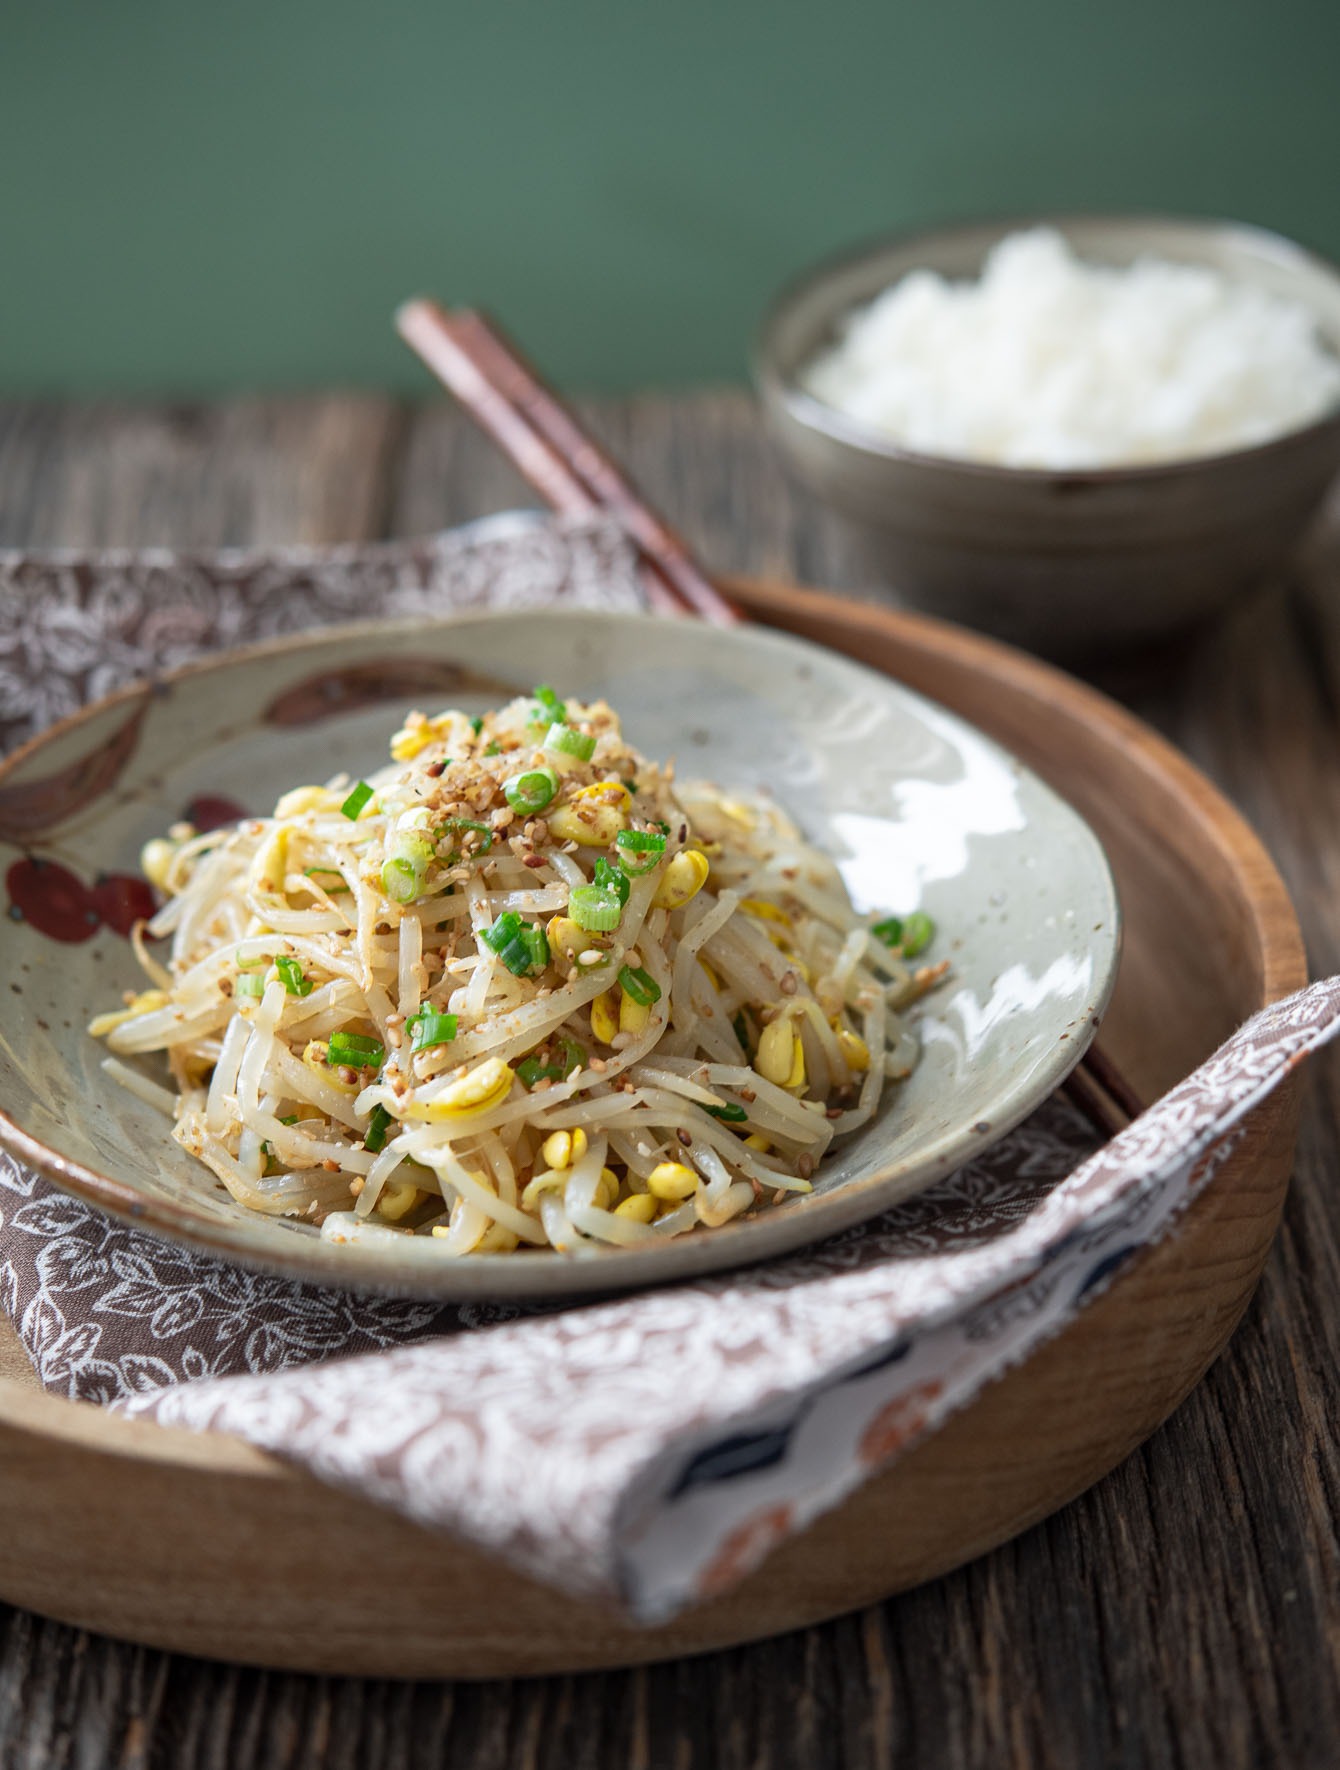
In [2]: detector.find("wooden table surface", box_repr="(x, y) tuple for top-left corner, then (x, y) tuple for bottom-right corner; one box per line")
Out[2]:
(0, 393), (1337, 1770)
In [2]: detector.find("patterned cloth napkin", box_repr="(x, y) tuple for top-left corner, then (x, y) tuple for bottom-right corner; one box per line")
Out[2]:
(1, 516), (1335, 1623)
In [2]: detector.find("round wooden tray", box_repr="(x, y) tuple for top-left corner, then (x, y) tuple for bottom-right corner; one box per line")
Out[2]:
(0, 582), (1306, 1678)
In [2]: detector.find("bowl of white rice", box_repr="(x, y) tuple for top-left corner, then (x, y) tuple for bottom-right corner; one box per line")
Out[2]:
(755, 216), (1340, 653)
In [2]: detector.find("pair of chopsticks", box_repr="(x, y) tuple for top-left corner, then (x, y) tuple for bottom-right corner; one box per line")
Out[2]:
(396, 303), (737, 626)
(395, 300), (1139, 1141)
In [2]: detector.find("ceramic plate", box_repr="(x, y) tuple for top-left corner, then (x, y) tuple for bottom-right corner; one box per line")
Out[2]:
(0, 610), (1119, 1299)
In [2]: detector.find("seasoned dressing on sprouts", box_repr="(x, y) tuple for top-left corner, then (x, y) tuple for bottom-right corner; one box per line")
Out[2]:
(90, 688), (945, 1256)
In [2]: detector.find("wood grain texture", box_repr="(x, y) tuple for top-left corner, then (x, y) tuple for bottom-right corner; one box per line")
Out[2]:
(0, 395), (1337, 1766)
(0, 586), (1303, 1678)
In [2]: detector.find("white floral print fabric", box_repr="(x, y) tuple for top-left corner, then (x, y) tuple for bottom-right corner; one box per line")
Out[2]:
(0, 520), (1327, 1621)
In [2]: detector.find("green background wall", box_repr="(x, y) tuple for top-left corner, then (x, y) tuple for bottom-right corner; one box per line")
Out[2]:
(3, 0), (1336, 394)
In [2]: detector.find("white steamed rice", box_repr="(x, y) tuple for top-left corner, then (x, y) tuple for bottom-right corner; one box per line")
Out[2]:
(803, 227), (1340, 470)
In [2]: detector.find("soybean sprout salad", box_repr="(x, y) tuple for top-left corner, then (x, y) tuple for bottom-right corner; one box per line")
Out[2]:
(90, 687), (946, 1256)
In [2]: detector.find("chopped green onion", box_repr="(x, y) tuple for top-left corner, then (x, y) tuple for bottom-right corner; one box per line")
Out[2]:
(275, 955), (312, 997)
(407, 1008), (459, 1051)
(732, 1009), (750, 1052)
(303, 866), (349, 890)
(260, 1140), (271, 1158)
(381, 823), (436, 905)
(235, 948), (269, 970)
(901, 911), (935, 957)
(481, 913), (548, 975)
(236, 973), (266, 998)
(382, 857), (422, 904)
(531, 685), (566, 727)
(279, 1114), (299, 1125)
(704, 1101), (748, 1123)
(555, 1035), (586, 1077)
(515, 1036), (585, 1090)
(614, 829), (667, 874)
(480, 910), (522, 951)
(340, 781), (374, 820)
(364, 1102), (393, 1153)
(569, 885), (623, 932)
(483, 741), (501, 758)
(872, 911), (935, 957)
(543, 722), (596, 763)
(516, 1054), (559, 1089)
(593, 857), (630, 905)
(327, 1031), (385, 1069)
(470, 716), (484, 736)
(618, 964), (661, 1007)
(518, 925), (550, 971)
(438, 816), (493, 854)
(504, 766), (559, 815)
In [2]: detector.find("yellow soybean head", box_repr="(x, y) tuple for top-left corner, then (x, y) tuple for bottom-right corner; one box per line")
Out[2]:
(785, 1034), (806, 1092)
(547, 793), (627, 847)
(88, 989), (171, 1039)
(754, 1018), (795, 1086)
(590, 989), (620, 1044)
(273, 785), (342, 819)
(740, 897), (792, 928)
(647, 1161), (699, 1201)
(652, 849), (709, 910)
(247, 826), (289, 898)
(595, 1166), (620, 1209)
(540, 1127), (588, 1170)
(614, 1191), (657, 1223)
(408, 1058), (514, 1119)
(570, 780), (632, 811)
(837, 1028), (871, 1072)
(541, 1129), (572, 1170)
(139, 838), (180, 893)
(547, 915), (601, 962)
(389, 711), (455, 763)
(619, 991), (651, 1036)
(303, 1040), (360, 1093)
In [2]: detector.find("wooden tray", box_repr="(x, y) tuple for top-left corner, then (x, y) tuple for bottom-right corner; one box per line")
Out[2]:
(0, 583), (1306, 1678)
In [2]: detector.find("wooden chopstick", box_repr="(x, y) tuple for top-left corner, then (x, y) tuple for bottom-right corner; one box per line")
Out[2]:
(395, 300), (1142, 1136)
(397, 300), (734, 624)
(1061, 1063), (1133, 1140)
